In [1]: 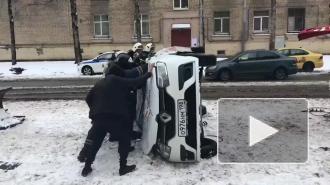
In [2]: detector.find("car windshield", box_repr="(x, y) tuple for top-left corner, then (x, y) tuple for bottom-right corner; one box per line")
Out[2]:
(98, 53), (113, 60)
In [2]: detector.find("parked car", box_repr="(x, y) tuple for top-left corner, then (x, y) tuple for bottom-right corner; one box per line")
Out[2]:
(277, 48), (323, 72)
(77, 52), (115, 75)
(205, 50), (298, 81)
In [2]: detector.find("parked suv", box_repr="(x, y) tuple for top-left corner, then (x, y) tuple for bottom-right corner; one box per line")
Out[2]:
(205, 50), (298, 81)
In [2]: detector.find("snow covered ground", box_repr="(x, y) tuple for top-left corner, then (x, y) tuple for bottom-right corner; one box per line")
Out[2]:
(0, 61), (100, 79)
(0, 56), (329, 80)
(0, 100), (329, 185)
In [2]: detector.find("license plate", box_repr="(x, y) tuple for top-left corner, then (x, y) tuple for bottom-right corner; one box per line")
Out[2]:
(178, 99), (188, 137)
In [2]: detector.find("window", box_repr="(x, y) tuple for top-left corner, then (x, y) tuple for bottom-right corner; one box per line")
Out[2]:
(98, 53), (114, 60)
(214, 11), (230, 34)
(257, 51), (280, 60)
(290, 49), (308, 56)
(94, 15), (110, 38)
(288, 8), (305, 32)
(278, 49), (290, 56)
(253, 11), (269, 33)
(239, 52), (257, 61)
(134, 14), (150, 37)
(173, 0), (189, 9)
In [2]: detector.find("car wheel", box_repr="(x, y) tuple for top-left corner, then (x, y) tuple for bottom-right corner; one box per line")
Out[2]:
(303, 62), (315, 72)
(218, 69), (231, 81)
(82, 66), (94, 75)
(201, 137), (217, 159)
(273, 68), (288, 80)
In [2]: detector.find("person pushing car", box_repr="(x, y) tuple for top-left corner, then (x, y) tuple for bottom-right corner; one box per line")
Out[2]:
(79, 62), (154, 177)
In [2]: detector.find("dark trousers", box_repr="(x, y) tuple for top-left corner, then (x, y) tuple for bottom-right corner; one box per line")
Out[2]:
(84, 115), (131, 167)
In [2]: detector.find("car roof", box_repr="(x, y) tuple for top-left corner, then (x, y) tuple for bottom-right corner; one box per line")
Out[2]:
(278, 48), (307, 51)
(278, 48), (321, 54)
(99, 52), (113, 55)
(244, 49), (270, 52)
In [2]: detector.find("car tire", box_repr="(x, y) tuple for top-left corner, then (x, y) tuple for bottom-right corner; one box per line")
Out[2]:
(218, 69), (231, 81)
(273, 67), (288, 80)
(82, 66), (94, 75)
(303, 62), (315, 72)
(201, 137), (217, 159)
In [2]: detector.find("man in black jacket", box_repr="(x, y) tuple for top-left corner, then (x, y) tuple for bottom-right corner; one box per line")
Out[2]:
(80, 63), (153, 177)
(78, 53), (147, 164)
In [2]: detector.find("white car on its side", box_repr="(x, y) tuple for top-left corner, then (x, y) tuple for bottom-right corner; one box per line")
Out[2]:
(77, 52), (115, 75)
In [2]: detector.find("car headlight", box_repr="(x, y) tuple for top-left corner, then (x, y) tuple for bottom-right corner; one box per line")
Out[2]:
(207, 65), (217, 71)
(156, 62), (170, 88)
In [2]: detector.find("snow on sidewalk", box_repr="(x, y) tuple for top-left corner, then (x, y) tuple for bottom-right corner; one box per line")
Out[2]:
(0, 61), (100, 80)
(0, 100), (329, 185)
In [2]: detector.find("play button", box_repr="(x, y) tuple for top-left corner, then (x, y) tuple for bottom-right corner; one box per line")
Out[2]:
(217, 98), (308, 163)
(249, 116), (279, 147)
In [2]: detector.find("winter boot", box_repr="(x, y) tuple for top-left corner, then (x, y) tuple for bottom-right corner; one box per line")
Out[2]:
(119, 159), (136, 176)
(81, 162), (93, 177)
(119, 164), (136, 176)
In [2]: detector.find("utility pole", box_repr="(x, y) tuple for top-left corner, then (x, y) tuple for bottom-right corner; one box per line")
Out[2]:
(269, 0), (276, 50)
(7, 0), (16, 65)
(134, 0), (141, 43)
(241, 0), (248, 52)
(70, 0), (82, 64)
(199, 0), (205, 49)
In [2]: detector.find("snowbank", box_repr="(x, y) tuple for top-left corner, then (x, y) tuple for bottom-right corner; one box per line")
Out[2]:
(0, 100), (329, 185)
(316, 55), (330, 72)
(0, 61), (101, 80)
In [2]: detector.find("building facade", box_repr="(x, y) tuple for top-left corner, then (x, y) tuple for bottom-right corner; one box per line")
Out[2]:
(0, 0), (329, 61)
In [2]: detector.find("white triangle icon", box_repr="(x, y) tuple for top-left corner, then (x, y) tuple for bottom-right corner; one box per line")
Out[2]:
(249, 116), (279, 147)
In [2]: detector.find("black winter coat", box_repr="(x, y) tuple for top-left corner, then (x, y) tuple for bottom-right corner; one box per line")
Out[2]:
(86, 72), (151, 119)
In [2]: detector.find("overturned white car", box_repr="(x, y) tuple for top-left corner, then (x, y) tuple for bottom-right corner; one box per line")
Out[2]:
(139, 48), (217, 162)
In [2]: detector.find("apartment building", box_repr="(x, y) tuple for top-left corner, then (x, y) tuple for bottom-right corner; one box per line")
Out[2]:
(0, 0), (329, 61)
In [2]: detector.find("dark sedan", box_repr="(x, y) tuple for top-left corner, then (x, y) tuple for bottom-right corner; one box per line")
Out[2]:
(205, 50), (298, 81)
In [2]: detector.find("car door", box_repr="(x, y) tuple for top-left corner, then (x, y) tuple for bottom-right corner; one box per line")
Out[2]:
(94, 53), (113, 73)
(234, 51), (262, 78)
(256, 51), (282, 75)
(289, 49), (308, 69)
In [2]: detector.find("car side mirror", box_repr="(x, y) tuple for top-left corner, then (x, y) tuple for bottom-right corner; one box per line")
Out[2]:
(156, 62), (170, 89)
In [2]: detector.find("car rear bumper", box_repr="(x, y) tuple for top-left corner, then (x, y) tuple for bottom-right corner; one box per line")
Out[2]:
(315, 61), (324, 68)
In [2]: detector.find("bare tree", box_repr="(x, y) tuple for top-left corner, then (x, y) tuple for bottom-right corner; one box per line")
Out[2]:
(134, 0), (141, 43)
(70, 0), (82, 64)
(7, 0), (17, 65)
(199, 0), (205, 48)
(241, 0), (248, 52)
(269, 0), (277, 50)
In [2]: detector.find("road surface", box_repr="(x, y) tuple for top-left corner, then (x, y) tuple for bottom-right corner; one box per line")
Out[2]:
(0, 73), (329, 100)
